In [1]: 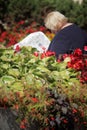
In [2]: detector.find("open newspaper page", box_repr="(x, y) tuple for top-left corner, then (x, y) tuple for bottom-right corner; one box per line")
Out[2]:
(14, 31), (50, 53)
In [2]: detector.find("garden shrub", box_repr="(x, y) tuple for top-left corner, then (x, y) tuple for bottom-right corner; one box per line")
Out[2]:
(7, 0), (37, 22)
(0, 46), (87, 130)
(0, 0), (10, 21)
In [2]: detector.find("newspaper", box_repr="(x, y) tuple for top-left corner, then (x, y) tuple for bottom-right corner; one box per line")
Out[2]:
(14, 31), (50, 53)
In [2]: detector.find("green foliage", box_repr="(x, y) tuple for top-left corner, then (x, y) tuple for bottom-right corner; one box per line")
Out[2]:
(0, 46), (87, 129)
(0, 0), (10, 20)
(67, 2), (87, 27)
(7, 0), (37, 21)
(81, 0), (87, 30)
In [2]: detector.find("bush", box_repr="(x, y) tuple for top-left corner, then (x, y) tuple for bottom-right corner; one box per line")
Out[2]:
(7, 0), (37, 22)
(0, 0), (10, 21)
(0, 46), (87, 130)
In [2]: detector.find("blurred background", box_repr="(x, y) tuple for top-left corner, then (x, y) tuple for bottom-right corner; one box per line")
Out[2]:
(0, 0), (87, 31)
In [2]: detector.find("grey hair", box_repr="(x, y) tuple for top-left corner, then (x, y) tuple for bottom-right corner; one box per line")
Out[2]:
(44, 11), (68, 32)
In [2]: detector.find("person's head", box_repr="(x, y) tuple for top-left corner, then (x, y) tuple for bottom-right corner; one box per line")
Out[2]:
(44, 11), (68, 33)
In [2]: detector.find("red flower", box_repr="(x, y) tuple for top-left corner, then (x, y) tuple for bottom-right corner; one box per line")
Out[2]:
(74, 118), (78, 122)
(14, 104), (19, 110)
(85, 60), (87, 66)
(72, 108), (77, 114)
(81, 111), (84, 117)
(3, 97), (8, 102)
(67, 62), (72, 68)
(20, 124), (26, 129)
(84, 46), (87, 51)
(31, 97), (38, 103)
(41, 53), (46, 59)
(1, 31), (8, 37)
(69, 55), (76, 63)
(39, 26), (46, 32)
(83, 122), (87, 125)
(62, 54), (68, 59)
(15, 45), (21, 52)
(26, 28), (35, 33)
(40, 51), (55, 59)
(73, 48), (82, 56)
(63, 119), (68, 123)
(81, 69), (87, 82)
(34, 51), (39, 57)
(51, 117), (55, 121)
(18, 20), (25, 25)
(57, 59), (61, 63)
(73, 60), (84, 70)
(20, 119), (27, 129)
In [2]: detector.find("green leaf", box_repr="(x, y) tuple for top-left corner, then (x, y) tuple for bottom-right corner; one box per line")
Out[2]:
(1, 75), (15, 84)
(7, 68), (20, 77)
(36, 66), (51, 73)
(1, 63), (10, 69)
(11, 81), (23, 90)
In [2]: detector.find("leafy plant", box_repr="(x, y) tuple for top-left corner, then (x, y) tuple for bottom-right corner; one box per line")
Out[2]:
(0, 46), (87, 130)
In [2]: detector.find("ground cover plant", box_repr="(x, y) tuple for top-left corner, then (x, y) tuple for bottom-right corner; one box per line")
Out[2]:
(0, 21), (87, 130)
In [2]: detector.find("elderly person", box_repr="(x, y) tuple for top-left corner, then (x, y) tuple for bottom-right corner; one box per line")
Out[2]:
(44, 11), (87, 58)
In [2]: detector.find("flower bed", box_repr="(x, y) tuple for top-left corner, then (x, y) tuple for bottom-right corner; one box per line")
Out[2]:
(0, 21), (87, 129)
(0, 21), (54, 47)
(0, 45), (87, 130)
